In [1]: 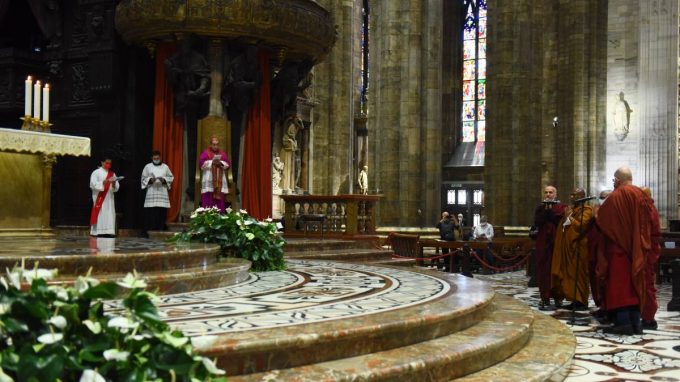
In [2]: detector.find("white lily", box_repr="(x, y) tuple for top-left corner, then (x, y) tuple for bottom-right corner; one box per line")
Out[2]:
(23, 268), (58, 284)
(74, 276), (100, 294)
(0, 276), (8, 291)
(6, 269), (20, 290)
(107, 316), (139, 330)
(103, 349), (130, 362)
(245, 233), (255, 240)
(116, 272), (147, 289)
(226, 207), (233, 213)
(0, 303), (10, 315)
(83, 320), (102, 334)
(128, 333), (152, 341)
(190, 335), (219, 351)
(201, 357), (226, 375)
(79, 369), (106, 382)
(239, 209), (248, 214)
(49, 315), (67, 330)
(0, 366), (15, 382)
(264, 217), (273, 222)
(37, 333), (63, 344)
(49, 286), (69, 300)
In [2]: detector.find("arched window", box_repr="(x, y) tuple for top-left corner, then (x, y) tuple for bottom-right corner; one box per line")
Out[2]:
(461, 0), (487, 147)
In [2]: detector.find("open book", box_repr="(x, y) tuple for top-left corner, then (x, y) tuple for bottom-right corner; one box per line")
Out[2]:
(111, 176), (125, 182)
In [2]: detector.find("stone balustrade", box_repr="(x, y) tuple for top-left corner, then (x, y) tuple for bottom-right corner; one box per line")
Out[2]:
(280, 194), (381, 237)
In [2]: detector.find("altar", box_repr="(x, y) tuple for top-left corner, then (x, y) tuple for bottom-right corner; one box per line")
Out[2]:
(0, 128), (90, 232)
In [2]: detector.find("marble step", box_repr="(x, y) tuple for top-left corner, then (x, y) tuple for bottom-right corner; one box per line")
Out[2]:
(285, 248), (394, 262)
(227, 294), (536, 381)
(283, 238), (378, 252)
(200, 271), (496, 375)
(455, 311), (574, 382)
(51, 257), (251, 295)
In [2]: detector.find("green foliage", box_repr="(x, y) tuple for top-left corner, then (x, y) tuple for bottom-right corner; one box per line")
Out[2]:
(171, 207), (286, 272)
(0, 266), (227, 382)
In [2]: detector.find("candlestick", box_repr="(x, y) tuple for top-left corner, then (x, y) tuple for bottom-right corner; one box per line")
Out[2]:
(33, 81), (41, 121)
(42, 84), (50, 123)
(25, 76), (32, 117)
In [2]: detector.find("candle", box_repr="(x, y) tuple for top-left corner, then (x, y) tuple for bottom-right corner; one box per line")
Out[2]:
(33, 81), (41, 120)
(24, 76), (32, 116)
(42, 84), (50, 123)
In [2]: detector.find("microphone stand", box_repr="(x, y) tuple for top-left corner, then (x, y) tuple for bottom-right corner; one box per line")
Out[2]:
(568, 199), (591, 326)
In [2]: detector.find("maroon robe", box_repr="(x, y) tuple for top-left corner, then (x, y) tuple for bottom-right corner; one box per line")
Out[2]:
(533, 202), (567, 300)
(642, 202), (661, 321)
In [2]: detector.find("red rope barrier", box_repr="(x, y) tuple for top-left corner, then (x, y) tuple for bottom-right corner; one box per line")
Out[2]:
(486, 247), (529, 263)
(469, 249), (529, 271)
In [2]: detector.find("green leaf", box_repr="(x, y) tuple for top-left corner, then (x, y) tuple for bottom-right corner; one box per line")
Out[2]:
(82, 283), (118, 300)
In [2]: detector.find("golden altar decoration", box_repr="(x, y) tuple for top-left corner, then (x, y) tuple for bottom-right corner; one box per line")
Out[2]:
(0, 128), (91, 231)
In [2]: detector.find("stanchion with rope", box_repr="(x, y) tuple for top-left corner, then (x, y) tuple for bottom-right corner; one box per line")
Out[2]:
(468, 247), (530, 272)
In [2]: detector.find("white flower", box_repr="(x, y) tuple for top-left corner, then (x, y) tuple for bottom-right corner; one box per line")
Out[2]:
(6, 269), (20, 290)
(49, 286), (69, 300)
(79, 369), (106, 382)
(37, 333), (63, 344)
(190, 335), (219, 351)
(107, 316), (139, 330)
(244, 219), (254, 226)
(0, 276), (8, 291)
(128, 333), (152, 341)
(23, 268), (58, 284)
(0, 303), (10, 315)
(201, 357), (226, 375)
(0, 366), (15, 382)
(116, 273), (147, 289)
(226, 207), (233, 213)
(245, 233), (255, 240)
(236, 220), (243, 226)
(74, 276), (100, 294)
(103, 349), (130, 362)
(49, 315), (67, 330)
(239, 209), (248, 214)
(83, 320), (102, 334)
(264, 218), (273, 222)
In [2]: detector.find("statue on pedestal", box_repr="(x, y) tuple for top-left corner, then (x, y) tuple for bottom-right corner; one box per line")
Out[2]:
(164, 35), (211, 116)
(280, 116), (302, 193)
(272, 153), (284, 193)
(358, 165), (368, 195)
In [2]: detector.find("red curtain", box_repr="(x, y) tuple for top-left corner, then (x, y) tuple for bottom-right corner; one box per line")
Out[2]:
(153, 42), (184, 222)
(241, 50), (272, 220)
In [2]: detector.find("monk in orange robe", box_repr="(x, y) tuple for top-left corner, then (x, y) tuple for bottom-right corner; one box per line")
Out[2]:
(639, 187), (661, 330)
(596, 167), (654, 335)
(551, 188), (593, 310)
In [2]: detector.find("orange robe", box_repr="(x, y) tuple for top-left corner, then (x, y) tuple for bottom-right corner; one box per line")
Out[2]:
(596, 184), (653, 311)
(551, 204), (593, 305)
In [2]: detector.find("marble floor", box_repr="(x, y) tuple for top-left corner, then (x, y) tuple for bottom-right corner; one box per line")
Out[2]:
(475, 271), (680, 382)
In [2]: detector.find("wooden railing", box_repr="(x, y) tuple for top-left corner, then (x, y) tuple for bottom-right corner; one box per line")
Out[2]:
(280, 194), (381, 237)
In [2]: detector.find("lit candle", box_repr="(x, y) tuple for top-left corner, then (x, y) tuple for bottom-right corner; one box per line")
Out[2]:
(42, 84), (50, 123)
(24, 76), (32, 116)
(33, 81), (41, 120)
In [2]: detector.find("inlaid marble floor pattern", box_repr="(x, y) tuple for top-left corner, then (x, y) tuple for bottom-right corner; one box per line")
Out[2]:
(476, 271), (680, 382)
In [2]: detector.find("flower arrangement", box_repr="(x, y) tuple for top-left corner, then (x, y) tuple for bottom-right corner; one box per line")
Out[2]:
(0, 264), (226, 382)
(171, 207), (286, 272)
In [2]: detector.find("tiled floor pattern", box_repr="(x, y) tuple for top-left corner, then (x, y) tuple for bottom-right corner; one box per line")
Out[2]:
(475, 271), (680, 381)
(122, 260), (450, 336)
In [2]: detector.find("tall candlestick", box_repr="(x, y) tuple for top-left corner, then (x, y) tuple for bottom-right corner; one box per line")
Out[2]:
(33, 81), (41, 120)
(42, 84), (50, 123)
(24, 76), (32, 116)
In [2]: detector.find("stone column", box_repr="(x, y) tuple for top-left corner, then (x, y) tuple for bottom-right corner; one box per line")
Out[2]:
(637, 0), (678, 225)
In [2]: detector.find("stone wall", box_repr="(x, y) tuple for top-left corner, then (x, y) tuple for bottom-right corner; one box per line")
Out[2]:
(485, 0), (608, 226)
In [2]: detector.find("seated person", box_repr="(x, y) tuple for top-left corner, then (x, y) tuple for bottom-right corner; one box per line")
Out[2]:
(472, 215), (494, 241)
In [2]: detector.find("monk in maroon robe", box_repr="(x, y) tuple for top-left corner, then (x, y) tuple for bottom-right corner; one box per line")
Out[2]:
(596, 167), (654, 335)
(533, 185), (567, 310)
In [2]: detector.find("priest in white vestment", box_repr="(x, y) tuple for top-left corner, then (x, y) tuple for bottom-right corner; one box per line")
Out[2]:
(141, 150), (174, 232)
(90, 158), (120, 237)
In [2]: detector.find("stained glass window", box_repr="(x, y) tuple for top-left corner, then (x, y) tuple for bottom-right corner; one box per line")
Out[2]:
(461, 0), (487, 145)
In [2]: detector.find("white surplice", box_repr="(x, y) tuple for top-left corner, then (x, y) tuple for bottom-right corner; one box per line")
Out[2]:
(141, 162), (174, 208)
(90, 167), (119, 236)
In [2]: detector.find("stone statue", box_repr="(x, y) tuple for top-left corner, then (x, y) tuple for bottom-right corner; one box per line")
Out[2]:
(280, 116), (302, 193)
(221, 45), (262, 182)
(358, 165), (368, 195)
(271, 59), (314, 125)
(164, 35), (211, 116)
(272, 153), (284, 193)
(612, 91), (632, 142)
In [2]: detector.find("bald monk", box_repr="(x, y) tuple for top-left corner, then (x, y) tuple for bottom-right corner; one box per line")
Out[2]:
(551, 187), (593, 310)
(639, 187), (661, 330)
(596, 167), (655, 335)
(533, 185), (568, 310)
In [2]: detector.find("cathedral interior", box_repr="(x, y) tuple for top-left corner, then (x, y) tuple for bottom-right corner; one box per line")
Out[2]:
(0, 1), (679, 381)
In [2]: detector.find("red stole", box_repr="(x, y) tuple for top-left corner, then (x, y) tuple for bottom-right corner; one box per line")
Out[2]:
(206, 149), (224, 200)
(90, 170), (114, 225)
